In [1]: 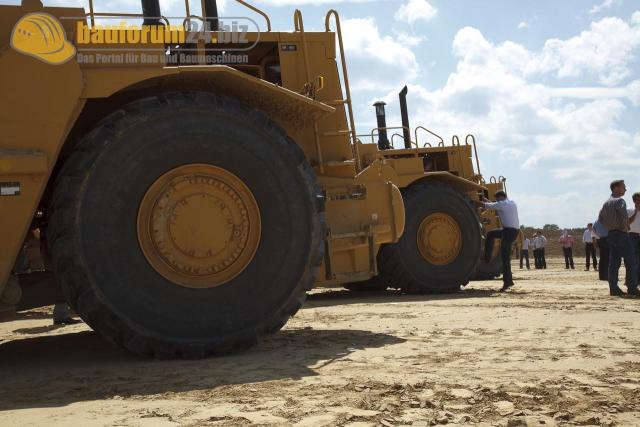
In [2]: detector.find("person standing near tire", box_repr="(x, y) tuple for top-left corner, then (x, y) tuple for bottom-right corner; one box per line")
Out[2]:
(520, 236), (531, 270)
(482, 191), (520, 292)
(583, 223), (598, 271)
(598, 180), (638, 296)
(559, 230), (575, 269)
(593, 220), (609, 282)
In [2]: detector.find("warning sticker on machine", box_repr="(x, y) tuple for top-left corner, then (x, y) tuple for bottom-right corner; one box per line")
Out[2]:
(0, 182), (20, 196)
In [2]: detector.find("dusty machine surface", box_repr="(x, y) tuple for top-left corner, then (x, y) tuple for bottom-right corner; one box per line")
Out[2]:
(1, 0), (506, 357)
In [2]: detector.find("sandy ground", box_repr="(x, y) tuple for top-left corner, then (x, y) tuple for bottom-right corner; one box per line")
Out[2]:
(1, 258), (639, 427)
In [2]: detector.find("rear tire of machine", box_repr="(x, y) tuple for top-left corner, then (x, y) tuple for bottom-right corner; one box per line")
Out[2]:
(471, 248), (503, 280)
(48, 92), (325, 359)
(378, 181), (481, 294)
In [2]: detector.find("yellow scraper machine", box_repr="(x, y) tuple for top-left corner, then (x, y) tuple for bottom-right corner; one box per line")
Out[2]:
(0, 0), (509, 358)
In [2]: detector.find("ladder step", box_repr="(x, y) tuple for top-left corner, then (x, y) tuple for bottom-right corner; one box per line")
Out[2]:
(322, 159), (356, 167)
(321, 130), (351, 137)
(327, 99), (349, 106)
(331, 231), (368, 239)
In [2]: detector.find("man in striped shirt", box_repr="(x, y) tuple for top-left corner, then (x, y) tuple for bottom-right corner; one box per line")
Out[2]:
(598, 180), (639, 296)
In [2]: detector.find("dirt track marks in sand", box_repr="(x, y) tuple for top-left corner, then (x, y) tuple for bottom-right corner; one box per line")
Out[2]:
(1, 258), (639, 426)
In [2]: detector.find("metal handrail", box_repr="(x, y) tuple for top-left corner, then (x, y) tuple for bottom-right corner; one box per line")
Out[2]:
(370, 126), (414, 146)
(466, 134), (481, 176)
(500, 176), (508, 193)
(451, 135), (466, 174)
(293, 9), (324, 173)
(293, 9), (304, 31)
(84, 12), (171, 27)
(293, 10), (311, 83)
(414, 126), (444, 147)
(235, 0), (271, 31)
(391, 133), (404, 146)
(87, 0), (272, 31)
(326, 9), (360, 171)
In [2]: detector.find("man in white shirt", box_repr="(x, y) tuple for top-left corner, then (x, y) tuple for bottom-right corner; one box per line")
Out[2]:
(539, 233), (548, 269)
(532, 233), (541, 269)
(520, 236), (531, 270)
(583, 223), (598, 271)
(629, 192), (640, 283)
(482, 191), (520, 291)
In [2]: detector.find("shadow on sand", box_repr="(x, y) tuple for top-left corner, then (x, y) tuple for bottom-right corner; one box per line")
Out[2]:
(0, 326), (404, 411)
(304, 287), (501, 309)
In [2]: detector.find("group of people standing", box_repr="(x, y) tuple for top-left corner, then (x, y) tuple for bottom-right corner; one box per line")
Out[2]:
(519, 232), (547, 270)
(540, 224), (599, 272)
(480, 180), (640, 297)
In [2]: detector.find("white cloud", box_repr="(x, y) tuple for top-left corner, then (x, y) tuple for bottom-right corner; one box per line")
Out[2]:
(509, 192), (595, 229)
(629, 80), (640, 106)
(254, 0), (378, 5)
(517, 21), (529, 30)
(395, 31), (426, 47)
(394, 0), (437, 24)
(500, 148), (525, 160)
(589, 0), (621, 15)
(544, 80), (640, 105)
(355, 14), (640, 226)
(530, 16), (640, 86)
(341, 17), (420, 91)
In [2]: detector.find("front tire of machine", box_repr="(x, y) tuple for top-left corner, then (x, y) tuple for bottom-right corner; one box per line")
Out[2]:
(48, 92), (325, 359)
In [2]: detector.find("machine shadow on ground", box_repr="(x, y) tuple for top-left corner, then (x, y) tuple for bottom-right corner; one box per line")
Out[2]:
(0, 326), (404, 411)
(304, 286), (504, 309)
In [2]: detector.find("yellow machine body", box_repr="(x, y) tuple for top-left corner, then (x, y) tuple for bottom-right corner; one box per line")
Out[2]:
(0, 2), (497, 292)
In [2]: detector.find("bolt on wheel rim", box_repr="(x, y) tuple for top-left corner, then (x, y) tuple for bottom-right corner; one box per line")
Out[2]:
(416, 212), (462, 266)
(137, 164), (261, 289)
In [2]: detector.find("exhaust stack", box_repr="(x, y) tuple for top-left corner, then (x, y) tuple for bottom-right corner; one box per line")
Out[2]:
(203, 0), (220, 31)
(141, 0), (162, 25)
(399, 86), (412, 149)
(373, 101), (391, 150)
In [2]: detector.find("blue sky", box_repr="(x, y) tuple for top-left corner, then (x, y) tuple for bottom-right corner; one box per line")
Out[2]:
(9, 0), (640, 227)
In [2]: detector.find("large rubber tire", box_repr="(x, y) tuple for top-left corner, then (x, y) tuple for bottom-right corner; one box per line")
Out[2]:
(0, 275), (22, 306)
(48, 92), (325, 359)
(471, 241), (503, 280)
(378, 181), (481, 294)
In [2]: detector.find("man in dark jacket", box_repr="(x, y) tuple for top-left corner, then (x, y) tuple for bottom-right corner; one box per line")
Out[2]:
(598, 180), (639, 296)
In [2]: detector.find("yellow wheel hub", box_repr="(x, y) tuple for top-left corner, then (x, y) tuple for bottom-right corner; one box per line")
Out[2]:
(416, 213), (462, 266)
(137, 164), (261, 289)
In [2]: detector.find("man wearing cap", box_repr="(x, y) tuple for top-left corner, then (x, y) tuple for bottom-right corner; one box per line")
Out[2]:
(482, 191), (520, 292)
(598, 180), (639, 296)
(583, 223), (598, 271)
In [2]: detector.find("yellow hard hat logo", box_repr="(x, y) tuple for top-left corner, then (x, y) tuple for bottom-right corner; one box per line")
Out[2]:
(10, 12), (76, 65)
